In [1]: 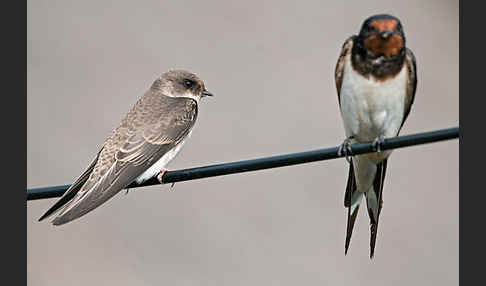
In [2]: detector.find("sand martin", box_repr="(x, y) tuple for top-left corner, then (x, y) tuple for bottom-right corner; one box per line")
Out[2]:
(39, 70), (214, 225)
(334, 14), (417, 258)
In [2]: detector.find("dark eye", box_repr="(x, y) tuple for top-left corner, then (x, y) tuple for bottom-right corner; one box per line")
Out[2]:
(183, 79), (195, 89)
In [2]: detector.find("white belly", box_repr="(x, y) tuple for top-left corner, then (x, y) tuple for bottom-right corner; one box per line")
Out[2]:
(339, 57), (407, 143)
(135, 130), (193, 183)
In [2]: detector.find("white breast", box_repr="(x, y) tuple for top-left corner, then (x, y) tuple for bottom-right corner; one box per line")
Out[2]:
(135, 129), (193, 184)
(339, 56), (407, 142)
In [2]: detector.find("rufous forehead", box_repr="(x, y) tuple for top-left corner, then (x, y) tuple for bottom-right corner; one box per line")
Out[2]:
(370, 19), (398, 31)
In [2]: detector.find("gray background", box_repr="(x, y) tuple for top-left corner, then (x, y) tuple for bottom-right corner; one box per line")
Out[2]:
(27, 0), (458, 285)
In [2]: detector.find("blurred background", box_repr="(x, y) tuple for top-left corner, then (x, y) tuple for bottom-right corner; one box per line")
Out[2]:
(27, 0), (458, 285)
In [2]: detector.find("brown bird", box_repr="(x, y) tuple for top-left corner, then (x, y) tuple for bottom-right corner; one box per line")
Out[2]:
(39, 70), (214, 225)
(335, 14), (417, 258)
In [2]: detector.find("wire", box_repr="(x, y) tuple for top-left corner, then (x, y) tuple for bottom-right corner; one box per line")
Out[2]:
(27, 126), (459, 201)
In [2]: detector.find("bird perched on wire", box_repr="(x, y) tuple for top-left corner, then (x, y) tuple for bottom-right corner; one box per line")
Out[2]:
(39, 70), (214, 225)
(334, 14), (417, 258)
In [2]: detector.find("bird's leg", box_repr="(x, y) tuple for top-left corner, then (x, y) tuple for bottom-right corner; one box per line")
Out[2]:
(372, 135), (386, 153)
(125, 188), (131, 195)
(157, 168), (176, 190)
(338, 136), (355, 163)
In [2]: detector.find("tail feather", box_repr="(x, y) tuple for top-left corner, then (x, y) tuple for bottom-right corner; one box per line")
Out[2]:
(345, 191), (363, 254)
(344, 160), (364, 254)
(365, 159), (388, 258)
(344, 161), (355, 207)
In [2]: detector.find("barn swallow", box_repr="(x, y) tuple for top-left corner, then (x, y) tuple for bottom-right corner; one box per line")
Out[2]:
(334, 14), (417, 258)
(39, 70), (214, 225)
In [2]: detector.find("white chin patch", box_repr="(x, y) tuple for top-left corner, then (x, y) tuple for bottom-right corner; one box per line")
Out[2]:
(165, 91), (200, 102)
(181, 92), (200, 102)
(372, 57), (384, 65)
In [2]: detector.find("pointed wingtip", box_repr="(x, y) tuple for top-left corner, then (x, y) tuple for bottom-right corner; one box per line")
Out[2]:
(344, 203), (360, 256)
(369, 222), (378, 259)
(38, 212), (60, 225)
(38, 204), (70, 225)
(37, 187), (80, 223)
(345, 232), (351, 255)
(50, 212), (76, 226)
(38, 206), (59, 222)
(38, 212), (51, 222)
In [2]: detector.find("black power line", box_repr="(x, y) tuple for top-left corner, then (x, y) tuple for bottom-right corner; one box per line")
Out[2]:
(27, 126), (459, 201)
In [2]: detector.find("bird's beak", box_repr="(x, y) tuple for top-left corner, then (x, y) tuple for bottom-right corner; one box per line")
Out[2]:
(202, 90), (214, 97)
(380, 31), (393, 40)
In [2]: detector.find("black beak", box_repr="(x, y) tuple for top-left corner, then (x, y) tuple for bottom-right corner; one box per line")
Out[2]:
(380, 31), (392, 40)
(202, 90), (214, 97)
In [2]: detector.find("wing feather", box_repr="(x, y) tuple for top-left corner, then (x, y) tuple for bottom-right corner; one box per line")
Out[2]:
(115, 100), (197, 165)
(400, 47), (417, 131)
(50, 96), (198, 225)
(335, 36), (356, 107)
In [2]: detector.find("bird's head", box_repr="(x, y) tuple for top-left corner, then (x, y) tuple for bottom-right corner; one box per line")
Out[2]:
(358, 14), (406, 58)
(153, 69), (214, 101)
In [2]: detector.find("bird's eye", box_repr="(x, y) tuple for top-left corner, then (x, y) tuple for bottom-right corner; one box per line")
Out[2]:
(183, 79), (195, 89)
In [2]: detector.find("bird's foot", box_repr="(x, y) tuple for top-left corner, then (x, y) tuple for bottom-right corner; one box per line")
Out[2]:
(338, 136), (354, 163)
(157, 168), (176, 190)
(125, 188), (131, 195)
(372, 135), (386, 153)
(157, 168), (169, 184)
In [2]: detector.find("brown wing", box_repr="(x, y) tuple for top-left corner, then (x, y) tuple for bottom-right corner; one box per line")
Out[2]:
(400, 47), (417, 131)
(49, 94), (198, 225)
(335, 36), (356, 107)
(115, 99), (198, 165)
